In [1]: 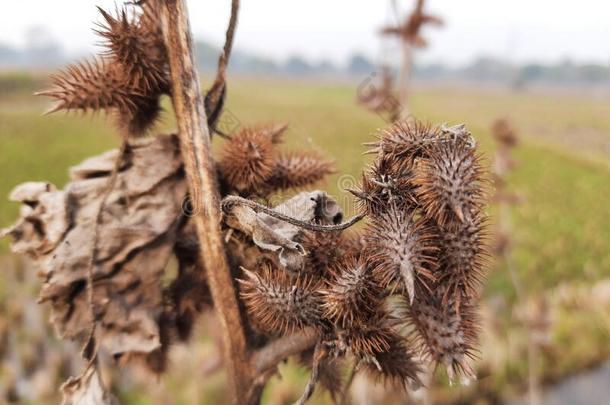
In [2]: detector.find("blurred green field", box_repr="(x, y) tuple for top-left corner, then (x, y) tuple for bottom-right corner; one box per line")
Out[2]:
(0, 72), (609, 403)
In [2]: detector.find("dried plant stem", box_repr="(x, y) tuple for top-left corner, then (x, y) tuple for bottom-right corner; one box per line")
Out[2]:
(220, 0), (239, 75)
(159, 1), (250, 403)
(397, 39), (413, 120)
(206, 0), (240, 132)
(295, 343), (327, 405)
(251, 327), (318, 373)
(222, 195), (366, 232)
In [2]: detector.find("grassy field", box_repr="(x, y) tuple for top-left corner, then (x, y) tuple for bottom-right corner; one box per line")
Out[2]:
(0, 72), (609, 403)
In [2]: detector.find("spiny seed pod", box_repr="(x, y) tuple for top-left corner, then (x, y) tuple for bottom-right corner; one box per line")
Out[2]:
(39, 4), (168, 137)
(238, 263), (323, 335)
(266, 150), (335, 192)
(41, 59), (163, 137)
(362, 330), (423, 390)
(113, 95), (162, 137)
(95, 6), (168, 91)
(350, 155), (416, 215)
(321, 256), (381, 328)
(41, 60), (131, 114)
(298, 230), (346, 275)
(255, 122), (289, 144)
(366, 120), (439, 162)
(412, 138), (485, 227)
(218, 127), (276, 195)
(365, 204), (438, 302)
(409, 290), (478, 384)
(343, 321), (396, 358)
(341, 230), (367, 259)
(437, 212), (488, 302)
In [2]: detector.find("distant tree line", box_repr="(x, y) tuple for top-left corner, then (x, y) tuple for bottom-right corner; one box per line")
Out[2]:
(1, 33), (609, 86)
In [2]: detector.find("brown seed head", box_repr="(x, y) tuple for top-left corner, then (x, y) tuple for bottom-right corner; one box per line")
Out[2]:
(361, 329), (423, 390)
(370, 120), (440, 162)
(218, 127), (276, 195)
(365, 204), (438, 302)
(436, 211), (489, 302)
(321, 256), (382, 328)
(351, 155), (416, 215)
(238, 263), (323, 335)
(299, 230), (346, 276)
(266, 150), (335, 192)
(409, 289), (479, 384)
(413, 138), (485, 227)
(95, 6), (168, 92)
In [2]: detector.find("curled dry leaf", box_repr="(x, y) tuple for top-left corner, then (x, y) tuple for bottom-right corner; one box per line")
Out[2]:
(2, 134), (187, 362)
(61, 366), (117, 405)
(223, 191), (343, 272)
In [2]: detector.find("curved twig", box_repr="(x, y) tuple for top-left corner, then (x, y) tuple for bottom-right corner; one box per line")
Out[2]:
(220, 0), (240, 74)
(295, 342), (327, 405)
(80, 140), (129, 379)
(222, 195), (366, 232)
(206, 0), (240, 132)
(251, 327), (319, 374)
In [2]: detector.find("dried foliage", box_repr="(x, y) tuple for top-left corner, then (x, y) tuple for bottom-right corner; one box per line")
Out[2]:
(2, 1), (492, 403)
(2, 118), (489, 401)
(61, 366), (117, 405)
(2, 134), (217, 383)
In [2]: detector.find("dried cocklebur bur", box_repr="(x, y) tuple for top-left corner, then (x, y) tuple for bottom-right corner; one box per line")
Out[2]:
(218, 127), (276, 195)
(338, 315), (422, 389)
(38, 3), (168, 137)
(364, 204), (438, 303)
(436, 211), (489, 303)
(361, 328), (423, 390)
(38, 59), (130, 114)
(167, 261), (213, 342)
(349, 155), (416, 216)
(255, 122), (289, 144)
(321, 256), (382, 328)
(266, 150), (335, 192)
(238, 262), (323, 335)
(364, 120), (439, 162)
(412, 137), (486, 227)
(95, 6), (167, 91)
(408, 289), (479, 385)
(298, 230), (347, 275)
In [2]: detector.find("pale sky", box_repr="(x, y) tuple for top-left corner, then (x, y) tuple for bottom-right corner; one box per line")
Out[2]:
(1, 0), (609, 66)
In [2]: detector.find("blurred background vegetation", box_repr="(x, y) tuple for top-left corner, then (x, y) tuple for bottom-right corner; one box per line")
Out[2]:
(1, 69), (609, 403)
